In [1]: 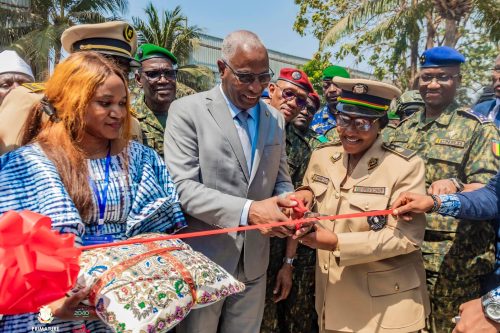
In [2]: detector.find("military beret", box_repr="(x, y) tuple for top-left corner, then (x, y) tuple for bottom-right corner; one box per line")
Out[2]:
(322, 65), (350, 80)
(308, 92), (321, 110)
(277, 68), (314, 93)
(135, 43), (178, 65)
(61, 21), (139, 66)
(333, 77), (401, 118)
(419, 46), (465, 68)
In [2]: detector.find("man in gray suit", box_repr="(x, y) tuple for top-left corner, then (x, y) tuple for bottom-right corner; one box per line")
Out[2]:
(164, 30), (295, 333)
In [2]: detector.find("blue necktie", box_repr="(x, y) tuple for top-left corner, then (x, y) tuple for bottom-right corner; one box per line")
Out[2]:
(236, 111), (253, 172)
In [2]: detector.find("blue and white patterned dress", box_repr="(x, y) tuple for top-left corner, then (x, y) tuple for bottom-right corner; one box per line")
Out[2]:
(0, 141), (186, 333)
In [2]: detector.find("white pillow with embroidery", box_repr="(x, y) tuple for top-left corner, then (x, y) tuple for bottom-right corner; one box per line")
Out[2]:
(71, 233), (245, 333)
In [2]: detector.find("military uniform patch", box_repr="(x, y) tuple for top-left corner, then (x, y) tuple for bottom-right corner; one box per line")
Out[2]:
(123, 24), (135, 42)
(312, 174), (329, 185)
(492, 140), (500, 157)
(330, 152), (342, 164)
(22, 82), (45, 93)
(367, 215), (387, 231)
(367, 157), (378, 170)
(382, 142), (417, 160)
(353, 186), (386, 195)
(435, 138), (465, 148)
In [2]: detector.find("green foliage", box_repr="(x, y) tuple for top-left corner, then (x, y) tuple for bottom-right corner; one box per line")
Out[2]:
(0, 0), (128, 80)
(132, 3), (202, 65)
(299, 52), (332, 97)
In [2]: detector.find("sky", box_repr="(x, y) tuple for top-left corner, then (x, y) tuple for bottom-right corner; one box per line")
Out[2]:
(127, 0), (320, 61)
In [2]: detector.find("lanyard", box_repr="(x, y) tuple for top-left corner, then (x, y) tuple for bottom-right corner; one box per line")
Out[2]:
(89, 142), (112, 233)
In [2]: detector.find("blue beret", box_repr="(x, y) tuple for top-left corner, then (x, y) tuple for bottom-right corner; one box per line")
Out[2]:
(261, 88), (269, 98)
(419, 46), (465, 68)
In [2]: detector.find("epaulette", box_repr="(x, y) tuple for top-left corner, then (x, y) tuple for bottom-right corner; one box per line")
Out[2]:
(457, 107), (492, 124)
(315, 138), (342, 149)
(22, 82), (45, 93)
(382, 142), (417, 160)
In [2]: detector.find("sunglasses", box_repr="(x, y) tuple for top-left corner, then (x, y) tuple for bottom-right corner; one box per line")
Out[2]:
(419, 73), (460, 84)
(334, 113), (379, 132)
(222, 60), (274, 85)
(275, 84), (308, 108)
(142, 69), (178, 81)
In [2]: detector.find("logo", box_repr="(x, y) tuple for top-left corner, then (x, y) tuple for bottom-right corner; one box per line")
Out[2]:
(291, 71), (302, 80)
(123, 25), (135, 42)
(38, 305), (54, 324)
(352, 83), (368, 94)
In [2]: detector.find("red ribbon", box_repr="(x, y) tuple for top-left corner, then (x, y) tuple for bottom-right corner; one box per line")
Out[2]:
(0, 211), (81, 315)
(0, 208), (393, 314)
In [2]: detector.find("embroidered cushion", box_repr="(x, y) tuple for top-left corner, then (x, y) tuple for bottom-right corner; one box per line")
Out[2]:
(71, 234), (245, 333)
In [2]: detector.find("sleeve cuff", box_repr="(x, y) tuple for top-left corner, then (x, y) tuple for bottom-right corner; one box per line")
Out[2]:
(239, 200), (253, 226)
(437, 194), (461, 217)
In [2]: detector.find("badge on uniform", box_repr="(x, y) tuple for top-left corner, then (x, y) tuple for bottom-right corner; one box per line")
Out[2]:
(312, 174), (330, 185)
(492, 140), (500, 157)
(367, 157), (378, 170)
(82, 234), (114, 246)
(330, 152), (342, 164)
(367, 215), (386, 231)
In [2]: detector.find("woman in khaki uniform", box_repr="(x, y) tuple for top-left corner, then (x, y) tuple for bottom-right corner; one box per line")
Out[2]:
(295, 77), (430, 332)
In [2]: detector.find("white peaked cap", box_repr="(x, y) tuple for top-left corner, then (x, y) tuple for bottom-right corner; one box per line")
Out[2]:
(0, 50), (35, 80)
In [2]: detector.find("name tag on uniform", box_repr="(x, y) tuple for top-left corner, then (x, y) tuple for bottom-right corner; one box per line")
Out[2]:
(435, 138), (465, 148)
(312, 174), (330, 185)
(353, 186), (386, 195)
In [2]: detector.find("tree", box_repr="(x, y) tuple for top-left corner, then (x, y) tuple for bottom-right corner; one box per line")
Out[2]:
(132, 3), (202, 65)
(294, 0), (499, 91)
(132, 3), (214, 94)
(0, 0), (128, 80)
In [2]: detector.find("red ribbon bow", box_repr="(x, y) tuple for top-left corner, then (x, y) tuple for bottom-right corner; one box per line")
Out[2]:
(0, 211), (81, 315)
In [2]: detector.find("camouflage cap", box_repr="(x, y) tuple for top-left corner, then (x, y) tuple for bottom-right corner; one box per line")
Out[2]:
(394, 90), (424, 118)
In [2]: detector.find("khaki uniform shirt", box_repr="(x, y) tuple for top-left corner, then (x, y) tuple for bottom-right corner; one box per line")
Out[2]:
(303, 136), (430, 332)
(387, 102), (499, 276)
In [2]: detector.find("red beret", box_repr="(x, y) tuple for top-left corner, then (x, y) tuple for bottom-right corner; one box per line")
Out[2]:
(308, 92), (321, 110)
(277, 68), (314, 93)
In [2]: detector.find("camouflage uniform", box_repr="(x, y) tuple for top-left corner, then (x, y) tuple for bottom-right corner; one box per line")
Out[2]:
(388, 101), (500, 332)
(261, 124), (318, 333)
(131, 92), (166, 159)
(309, 126), (340, 150)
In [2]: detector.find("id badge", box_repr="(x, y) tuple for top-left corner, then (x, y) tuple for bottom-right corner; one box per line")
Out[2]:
(82, 234), (114, 246)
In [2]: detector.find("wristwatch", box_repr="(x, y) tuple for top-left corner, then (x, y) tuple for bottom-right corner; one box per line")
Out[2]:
(450, 178), (465, 192)
(482, 288), (500, 323)
(283, 257), (295, 267)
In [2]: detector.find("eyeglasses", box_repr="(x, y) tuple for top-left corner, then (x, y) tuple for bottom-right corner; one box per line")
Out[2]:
(335, 113), (379, 132)
(419, 73), (460, 84)
(222, 60), (274, 84)
(275, 84), (308, 108)
(142, 69), (178, 81)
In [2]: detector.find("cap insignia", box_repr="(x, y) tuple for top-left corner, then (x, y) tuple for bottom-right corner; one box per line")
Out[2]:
(419, 54), (426, 65)
(292, 71), (302, 80)
(352, 83), (368, 94)
(123, 25), (135, 42)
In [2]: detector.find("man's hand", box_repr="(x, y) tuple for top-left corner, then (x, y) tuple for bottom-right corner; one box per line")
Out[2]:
(453, 298), (500, 333)
(48, 288), (98, 321)
(391, 192), (436, 221)
(296, 224), (337, 250)
(428, 179), (457, 195)
(248, 196), (297, 237)
(272, 264), (293, 303)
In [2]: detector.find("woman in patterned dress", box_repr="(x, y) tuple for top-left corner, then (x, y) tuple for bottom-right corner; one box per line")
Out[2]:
(0, 51), (186, 332)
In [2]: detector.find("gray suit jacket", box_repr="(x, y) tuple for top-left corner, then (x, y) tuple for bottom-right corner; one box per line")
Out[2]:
(164, 87), (293, 280)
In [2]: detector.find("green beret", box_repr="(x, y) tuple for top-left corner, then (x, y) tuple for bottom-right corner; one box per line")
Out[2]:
(322, 65), (350, 80)
(135, 43), (178, 65)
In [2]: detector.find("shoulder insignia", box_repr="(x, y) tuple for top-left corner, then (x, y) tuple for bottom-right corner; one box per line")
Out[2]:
(315, 138), (342, 150)
(382, 142), (417, 160)
(22, 82), (45, 93)
(457, 107), (492, 124)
